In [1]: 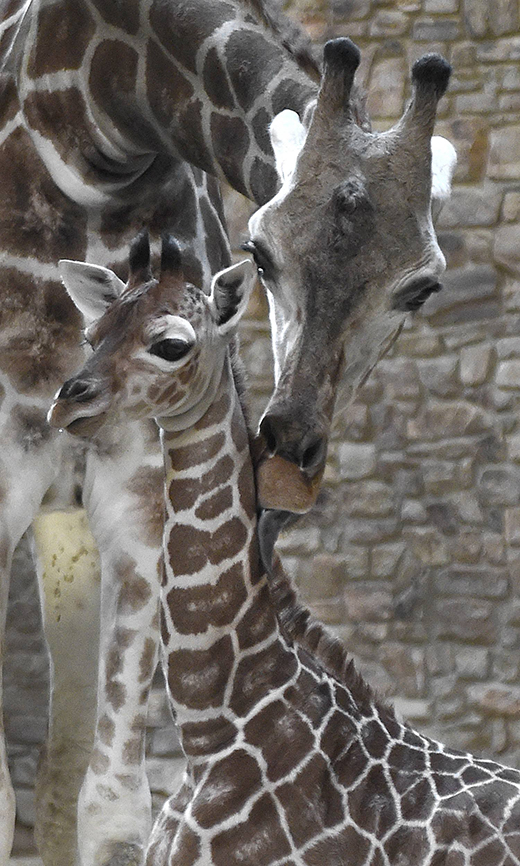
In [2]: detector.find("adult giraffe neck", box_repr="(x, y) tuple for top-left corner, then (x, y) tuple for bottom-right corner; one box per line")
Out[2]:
(159, 357), (297, 755)
(18, 0), (317, 206)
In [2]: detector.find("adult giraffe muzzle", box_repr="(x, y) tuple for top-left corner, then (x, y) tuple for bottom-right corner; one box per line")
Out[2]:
(249, 38), (456, 514)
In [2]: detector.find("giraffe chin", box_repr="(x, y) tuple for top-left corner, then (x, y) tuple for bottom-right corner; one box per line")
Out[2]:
(255, 453), (324, 514)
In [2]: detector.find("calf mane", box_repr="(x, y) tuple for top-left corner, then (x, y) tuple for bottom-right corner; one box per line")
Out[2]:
(268, 553), (398, 726)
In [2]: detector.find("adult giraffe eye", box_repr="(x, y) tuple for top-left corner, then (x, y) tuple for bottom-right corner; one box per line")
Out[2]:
(149, 338), (192, 362)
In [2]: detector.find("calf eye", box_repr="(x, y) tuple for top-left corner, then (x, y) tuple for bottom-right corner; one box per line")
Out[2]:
(149, 338), (192, 362)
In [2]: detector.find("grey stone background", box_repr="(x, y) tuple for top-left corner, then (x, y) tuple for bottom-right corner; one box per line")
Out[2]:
(7, 0), (520, 855)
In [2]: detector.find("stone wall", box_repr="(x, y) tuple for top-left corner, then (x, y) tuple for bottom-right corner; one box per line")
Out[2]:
(6, 0), (520, 855)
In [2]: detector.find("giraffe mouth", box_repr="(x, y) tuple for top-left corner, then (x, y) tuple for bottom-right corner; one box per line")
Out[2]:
(47, 399), (109, 438)
(65, 413), (108, 438)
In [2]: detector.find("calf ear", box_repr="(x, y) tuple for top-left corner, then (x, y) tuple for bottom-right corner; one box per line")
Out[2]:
(209, 260), (256, 335)
(430, 136), (457, 219)
(59, 260), (126, 323)
(270, 109), (307, 185)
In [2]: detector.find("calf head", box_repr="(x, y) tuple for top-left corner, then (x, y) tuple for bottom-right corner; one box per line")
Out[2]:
(48, 232), (255, 437)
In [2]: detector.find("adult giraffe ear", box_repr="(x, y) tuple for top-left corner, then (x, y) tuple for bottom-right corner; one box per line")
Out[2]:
(430, 135), (457, 219)
(269, 109), (307, 184)
(209, 260), (256, 335)
(59, 260), (126, 324)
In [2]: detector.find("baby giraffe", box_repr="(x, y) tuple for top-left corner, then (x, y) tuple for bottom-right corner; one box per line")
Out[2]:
(50, 232), (520, 866)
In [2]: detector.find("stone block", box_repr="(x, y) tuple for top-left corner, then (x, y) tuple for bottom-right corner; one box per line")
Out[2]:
(477, 37), (520, 61)
(330, 0), (372, 19)
(448, 532), (483, 564)
(497, 337), (520, 358)
(505, 507), (520, 545)
(421, 265), (498, 326)
(479, 465), (520, 506)
(496, 359), (520, 388)
(425, 0), (459, 10)
(402, 526), (449, 565)
(371, 542), (406, 578)
(298, 552), (349, 598)
(396, 331), (441, 357)
(341, 517), (399, 545)
(455, 647), (490, 679)
(345, 480), (394, 518)
(401, 499), (428, 523)
(426, 501), (461, 536)
(276, 525), (321, 554)
(434, 566), (508, 599)
(439, 185), (502, 228)
(407, 401), (490, 441)
(366, 55), (406, 118)
(507, 434), (520, 462)
(460, 344), (493, 385)
(489, 126), (520, 179)
(422, 460), (458, 494)
(380, 643), (425, 697)
(417, 356), (459, 397)
(412, 17), (460, 39)
(393, 697), (432, 723)
(378, 358), (421, 400)
(464, 0), (488, 36)
(338, 443), (376, 479)
(369, 9), (409, 37)
(435, 597), (496, 643)
(341, 402), (370, 441)
(343, 585), (393, 622)
(494, 224), (520, 275)
(502, 192), (520, 221)
(468, 683), (520, 716)
(490, 0), (519, 36)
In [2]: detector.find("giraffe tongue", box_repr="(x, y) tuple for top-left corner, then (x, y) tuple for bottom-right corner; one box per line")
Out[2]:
(257, 509), (293, 576)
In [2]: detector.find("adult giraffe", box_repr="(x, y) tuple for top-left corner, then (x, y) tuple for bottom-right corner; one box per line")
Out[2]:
(0, 1), (454, 864)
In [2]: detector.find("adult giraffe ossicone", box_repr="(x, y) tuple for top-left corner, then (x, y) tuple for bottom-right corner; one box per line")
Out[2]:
(1, 2), (454, 862)
(50, 234), (520, 866)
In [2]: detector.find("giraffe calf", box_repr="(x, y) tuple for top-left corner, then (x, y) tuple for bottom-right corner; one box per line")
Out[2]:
(50, 232), (520, 866)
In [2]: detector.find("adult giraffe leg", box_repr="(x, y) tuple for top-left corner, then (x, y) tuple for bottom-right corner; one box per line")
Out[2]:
(33, 508), (101, 866)
(0, 408), (67, 864)
(77, 420), (163, 866)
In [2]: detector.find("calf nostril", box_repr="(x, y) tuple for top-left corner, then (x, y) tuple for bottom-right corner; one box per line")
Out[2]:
(59, 378), (98, 403)
(300, 437), (325, 471)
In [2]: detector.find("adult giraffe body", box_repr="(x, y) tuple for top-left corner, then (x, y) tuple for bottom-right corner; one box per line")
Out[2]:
(1, 2), (454, 863)
(51, 234), (520, 866)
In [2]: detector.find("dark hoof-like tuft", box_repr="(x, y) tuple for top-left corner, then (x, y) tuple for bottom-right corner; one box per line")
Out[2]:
(412, 54), (451, 98)
(323, 37), (361, 73)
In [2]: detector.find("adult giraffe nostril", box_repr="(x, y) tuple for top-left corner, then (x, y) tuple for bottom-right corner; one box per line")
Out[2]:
(300, 436), (326, 472)
(259, 414), (280, 456)
(260, 412), (326, 477)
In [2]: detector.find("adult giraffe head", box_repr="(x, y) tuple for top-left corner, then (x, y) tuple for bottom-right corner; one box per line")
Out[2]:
(248, 39), (456, 513)
(48, 232), (255, 437)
